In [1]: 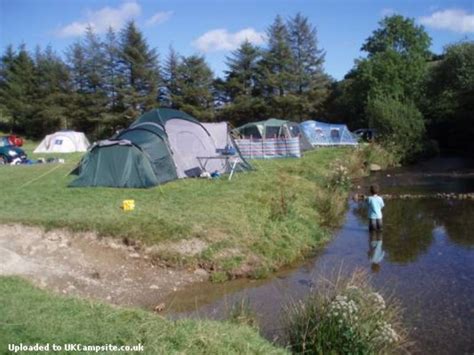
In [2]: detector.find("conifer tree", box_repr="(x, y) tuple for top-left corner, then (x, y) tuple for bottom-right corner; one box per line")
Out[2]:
(0, 45), (37, 135)
(225, 40), (261, 99)
(161, 45), (181, 107)
(174, 55), (214, 121)
(288, 13), (328, 94)
(34, 46), (71, 133)
(259, 15), (295, 97)
(119, 21), (160, 123)
(287, 13), (331, 119)
(66, 28), (108, 136)
(0, 45), (17, 131)
(102, 27), (126, 133)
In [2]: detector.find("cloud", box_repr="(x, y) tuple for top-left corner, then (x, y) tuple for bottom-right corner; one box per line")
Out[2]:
(193, 28), (266, 52)
(56, 1), (141, 37)
(380, 8), (396, 17)
(419, 9), (474, 33)
(145, 11), (173, 26)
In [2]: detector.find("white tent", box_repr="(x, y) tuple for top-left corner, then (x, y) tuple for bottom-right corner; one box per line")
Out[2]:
(34, 131), (90, 153)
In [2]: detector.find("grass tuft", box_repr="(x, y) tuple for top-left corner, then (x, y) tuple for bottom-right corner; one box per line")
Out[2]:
(283, 269), (410, 354)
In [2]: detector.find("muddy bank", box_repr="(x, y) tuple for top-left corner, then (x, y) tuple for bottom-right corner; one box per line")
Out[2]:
(0, 224), (208, 310)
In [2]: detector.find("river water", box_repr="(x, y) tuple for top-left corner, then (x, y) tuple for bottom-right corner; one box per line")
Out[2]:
(166, 157), (474, 354)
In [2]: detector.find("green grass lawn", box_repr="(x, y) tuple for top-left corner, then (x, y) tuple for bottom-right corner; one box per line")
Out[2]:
(0, 276), (287, 354)
(1, 135), (365, 277)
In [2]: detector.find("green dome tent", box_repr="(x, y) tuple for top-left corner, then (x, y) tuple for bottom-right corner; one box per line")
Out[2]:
(70, 109), (250, 188)
(69, 140), (159, 188)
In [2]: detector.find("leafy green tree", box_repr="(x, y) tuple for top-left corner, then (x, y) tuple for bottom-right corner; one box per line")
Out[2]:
(422, 41), (474, 152)
(366, 95), (425, 161)
(323, 77), (362, 128)
(330, 15), (432, 130)
(361, 15), (431, 101)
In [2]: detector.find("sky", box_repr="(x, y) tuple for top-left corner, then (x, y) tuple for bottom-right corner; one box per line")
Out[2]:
(0, 0), (473, 80)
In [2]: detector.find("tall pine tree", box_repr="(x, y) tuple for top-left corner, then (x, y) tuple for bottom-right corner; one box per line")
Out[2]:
(161, 45), (181, 107)
(0, 45), (37, 136)
(34, 45), (71, 133)
(173, 55), (214, 121)
(259, 15), (295, 98)
(118, 21), (160, 124)
(0, 45), (17, 131)
(225, 40), (261, 99)
(218, 40), (268, 126)
(288, 13), (330, 119)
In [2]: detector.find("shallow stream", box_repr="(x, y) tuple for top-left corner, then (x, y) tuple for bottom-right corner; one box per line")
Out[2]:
(166, 156), (474, 354)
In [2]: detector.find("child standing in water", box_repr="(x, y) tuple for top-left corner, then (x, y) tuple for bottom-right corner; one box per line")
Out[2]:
(367, 184), (384, 231)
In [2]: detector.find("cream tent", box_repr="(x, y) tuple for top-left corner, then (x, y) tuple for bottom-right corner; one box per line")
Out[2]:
(34, 131), (90, 153)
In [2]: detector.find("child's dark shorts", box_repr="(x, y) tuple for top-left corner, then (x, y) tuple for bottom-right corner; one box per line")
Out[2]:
(369, 218), (383, 231)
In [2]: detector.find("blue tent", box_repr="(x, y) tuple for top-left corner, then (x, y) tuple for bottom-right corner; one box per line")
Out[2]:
(300, 120), (358, 146)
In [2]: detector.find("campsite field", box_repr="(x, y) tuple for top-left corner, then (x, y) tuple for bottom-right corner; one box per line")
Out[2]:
(0, 141), (379, 279)
(0, 276), (287, 354)
(0, 140), (390, 354)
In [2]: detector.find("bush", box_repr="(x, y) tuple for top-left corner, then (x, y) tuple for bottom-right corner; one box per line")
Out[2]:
(358, 143), (400, 169)
(366, 95), (425, 162)
(326, 160), (351, 191)
(284, 270), (409, 354)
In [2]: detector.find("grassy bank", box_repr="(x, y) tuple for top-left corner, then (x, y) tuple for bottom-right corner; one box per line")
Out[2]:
(0, 276), (287, 354)
(1, 140), (390, 278)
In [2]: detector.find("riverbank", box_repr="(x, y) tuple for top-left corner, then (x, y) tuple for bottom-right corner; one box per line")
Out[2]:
(0, 276), (287, 354)
(0, 143), (396, 354)
(0, 144), (392, 281)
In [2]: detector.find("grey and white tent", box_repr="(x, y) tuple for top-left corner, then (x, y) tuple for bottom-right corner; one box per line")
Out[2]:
(34, 131), (90, 153)
(71, 109), (250, 188)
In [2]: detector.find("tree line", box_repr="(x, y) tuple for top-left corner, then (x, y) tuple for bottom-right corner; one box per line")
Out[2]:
(0, 14), (472, 159)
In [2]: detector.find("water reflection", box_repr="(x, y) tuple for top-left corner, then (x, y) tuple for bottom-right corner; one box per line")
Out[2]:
(353, 196), (474, 267)
(435, 201), (474, 247)
(354, 200), (435, 263)
(368, 231), (384, 272)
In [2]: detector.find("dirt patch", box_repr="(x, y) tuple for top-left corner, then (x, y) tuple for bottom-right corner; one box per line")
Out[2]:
(0, 224), (208, 310)
(151, 238), (208, 257)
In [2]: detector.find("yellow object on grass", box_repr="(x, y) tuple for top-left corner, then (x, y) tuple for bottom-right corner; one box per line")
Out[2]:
(122, 200), (135, 211)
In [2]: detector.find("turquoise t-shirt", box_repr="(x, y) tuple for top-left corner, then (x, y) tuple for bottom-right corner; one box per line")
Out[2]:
(367, 195), (384, 219)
